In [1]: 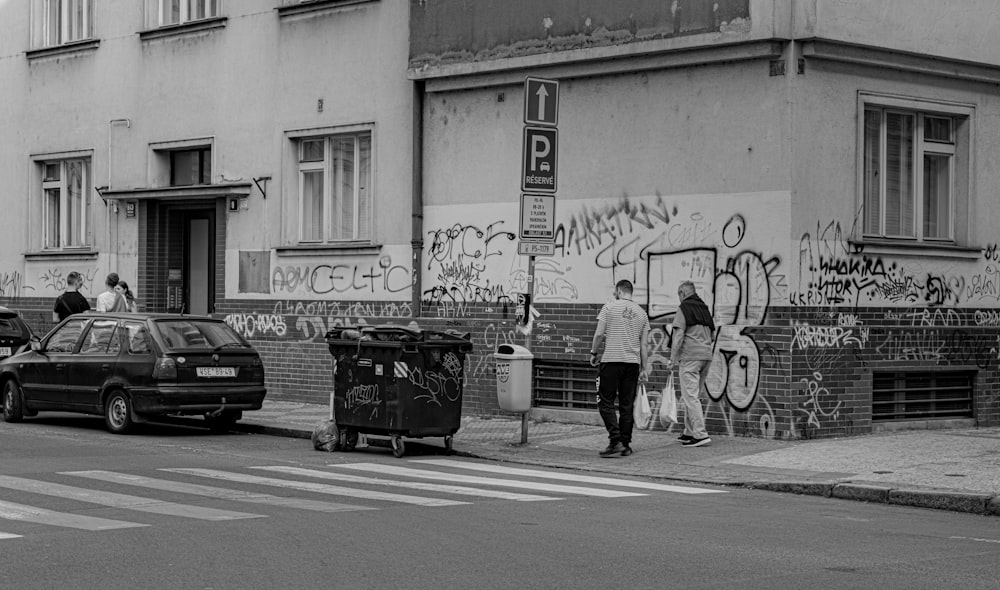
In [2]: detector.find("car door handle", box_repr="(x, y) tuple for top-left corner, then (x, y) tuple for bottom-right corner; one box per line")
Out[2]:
(101, 364), (111, 372)
(55, 364), (65, 372)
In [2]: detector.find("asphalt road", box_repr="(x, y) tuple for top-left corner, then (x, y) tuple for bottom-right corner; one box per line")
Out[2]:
(1, 415), (998, 590)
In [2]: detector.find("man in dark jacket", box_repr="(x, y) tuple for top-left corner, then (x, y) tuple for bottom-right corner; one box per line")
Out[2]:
(668, 281), (715, 447)
(53, 271), (91, 322)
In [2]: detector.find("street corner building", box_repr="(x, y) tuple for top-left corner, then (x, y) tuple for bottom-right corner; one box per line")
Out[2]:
(2, 0), (1000, 440)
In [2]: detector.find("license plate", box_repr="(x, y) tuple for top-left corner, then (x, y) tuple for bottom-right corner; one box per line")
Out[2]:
(196, 367), (236, 378)
(0, 347), (10, 357)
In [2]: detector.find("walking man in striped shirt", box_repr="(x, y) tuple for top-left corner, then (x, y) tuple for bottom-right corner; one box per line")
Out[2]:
(589, 279), (650, 457)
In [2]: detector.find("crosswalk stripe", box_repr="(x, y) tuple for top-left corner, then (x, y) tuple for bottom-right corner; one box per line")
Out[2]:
(0, 532), (23, 540)
(0, 476), (263, 521)
(64, 471), (376, 514)
(413, 459), (728, 495)
(162, 468), (469, 507)
(250, 466), (560, 502)
(0, 499), (146, 531)
(330, 463), (646, 498)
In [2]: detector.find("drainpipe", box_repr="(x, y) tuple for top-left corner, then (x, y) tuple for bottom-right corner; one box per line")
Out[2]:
(410, 81), (425, 318)
(108, 118), (131, 275)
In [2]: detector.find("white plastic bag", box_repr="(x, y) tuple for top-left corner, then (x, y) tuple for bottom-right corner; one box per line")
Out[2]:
(633, 383), (652, 428)
(659, 374), (678, 424)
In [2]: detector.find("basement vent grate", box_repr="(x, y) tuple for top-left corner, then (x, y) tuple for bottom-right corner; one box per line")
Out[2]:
(533, 360), (598, 410)
(872, 371), (974, 422)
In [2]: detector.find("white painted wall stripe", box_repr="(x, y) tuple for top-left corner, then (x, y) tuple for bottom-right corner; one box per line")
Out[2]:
(413, 459), (728, 495)
(0, 476), (263, 521)
(330, 463), (645, 498)
(162, 468), (468, 507)
(0, 499), (146, 531)
(250, 466), (560, 502)
(0, 532), (23, 540)
(64, 471), (375, 514)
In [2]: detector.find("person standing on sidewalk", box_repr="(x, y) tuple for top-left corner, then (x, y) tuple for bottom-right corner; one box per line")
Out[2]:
(96, 272), (127, 312)
(52, 271), (91, 322)
(667, 281), (715, 447)
(589, 279), (650, 458)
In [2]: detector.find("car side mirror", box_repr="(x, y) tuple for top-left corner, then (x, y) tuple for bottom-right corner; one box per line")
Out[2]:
(30, 339), (43, 353)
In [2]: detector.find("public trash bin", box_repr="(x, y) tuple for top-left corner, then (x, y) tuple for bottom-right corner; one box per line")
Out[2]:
(494, 344), (533, 413)
(324, 325), (473, 457)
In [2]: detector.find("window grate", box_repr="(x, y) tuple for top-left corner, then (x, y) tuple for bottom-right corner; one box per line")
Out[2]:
(533, 360), (598, 410)
(872, 371), (974, 421)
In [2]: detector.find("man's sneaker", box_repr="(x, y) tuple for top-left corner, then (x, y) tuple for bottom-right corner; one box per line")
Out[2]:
(599, 442), (625, 457)
(620, 446), (634, 457)
(681, 437), (712, 447)
(677, 434), (694, 442)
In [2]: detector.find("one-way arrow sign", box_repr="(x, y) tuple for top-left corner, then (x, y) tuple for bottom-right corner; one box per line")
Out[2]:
(524, 77), (559, 126)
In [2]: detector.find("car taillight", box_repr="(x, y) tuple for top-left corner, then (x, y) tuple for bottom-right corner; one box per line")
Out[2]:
(152, 357), (177, 380)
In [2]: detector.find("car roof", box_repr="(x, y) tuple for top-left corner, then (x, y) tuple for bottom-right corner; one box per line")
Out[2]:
(0, 306), (21, 319)
(79, 312), (224, 322)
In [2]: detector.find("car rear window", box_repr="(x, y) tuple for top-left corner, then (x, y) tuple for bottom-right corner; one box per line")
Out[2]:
(0, 318), (24, 338)
(153, 320), (248, 351)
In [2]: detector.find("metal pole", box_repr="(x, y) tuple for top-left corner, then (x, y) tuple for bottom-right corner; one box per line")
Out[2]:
(521, 254), (535, 443)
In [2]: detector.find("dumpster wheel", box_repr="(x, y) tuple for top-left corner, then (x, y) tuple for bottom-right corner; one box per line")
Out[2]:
(391, 436), (406, 458)
(444, 435), (454, 455)
(342, 430), (359, 451)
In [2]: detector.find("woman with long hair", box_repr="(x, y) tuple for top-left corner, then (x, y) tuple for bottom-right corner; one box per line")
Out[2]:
(115, 280), (139, 313)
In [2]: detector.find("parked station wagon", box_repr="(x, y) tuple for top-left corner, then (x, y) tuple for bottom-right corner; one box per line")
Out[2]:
(0, 313), (266, 434)
(0, 306), (35, 361)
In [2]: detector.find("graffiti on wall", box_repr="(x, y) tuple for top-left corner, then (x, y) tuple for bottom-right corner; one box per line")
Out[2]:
(272, 255), (411, 297)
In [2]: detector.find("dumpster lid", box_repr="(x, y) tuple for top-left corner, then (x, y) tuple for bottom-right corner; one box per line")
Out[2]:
(325, 325), (473, 350)
(495, 343), (533, 358)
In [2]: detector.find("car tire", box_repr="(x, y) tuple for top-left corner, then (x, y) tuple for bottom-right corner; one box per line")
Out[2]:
(204, 411), (241, 433)
(104, 391), (134, 434)
(2, 380), (24, 423)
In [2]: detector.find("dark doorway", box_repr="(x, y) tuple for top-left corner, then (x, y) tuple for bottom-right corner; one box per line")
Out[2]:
(185, 213), (213, 315)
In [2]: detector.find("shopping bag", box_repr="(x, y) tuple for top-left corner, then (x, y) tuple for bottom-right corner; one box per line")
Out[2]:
(659, 374), (678, 424)
(633, 383), (652, 428)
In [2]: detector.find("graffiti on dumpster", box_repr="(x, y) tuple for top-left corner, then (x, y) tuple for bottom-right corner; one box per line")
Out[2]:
(345, 384), (382, 420)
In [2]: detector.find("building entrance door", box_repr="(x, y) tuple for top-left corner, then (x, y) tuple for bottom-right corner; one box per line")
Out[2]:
(186, 216), (211, 315)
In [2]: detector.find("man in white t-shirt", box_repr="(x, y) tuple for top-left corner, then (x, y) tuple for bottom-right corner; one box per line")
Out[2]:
(589, 280), (650, 458)
(96, 272), (126, 312)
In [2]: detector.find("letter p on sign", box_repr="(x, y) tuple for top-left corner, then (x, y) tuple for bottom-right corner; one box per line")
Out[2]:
(521, 126), (557, 192)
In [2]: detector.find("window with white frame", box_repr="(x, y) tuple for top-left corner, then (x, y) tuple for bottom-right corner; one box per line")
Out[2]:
(146, 0), (220, 28)
(30, 0), (93, 49)
(40, 157), (91, 250)
(861, 96), (971, 244)
(295, 131), (372, 243)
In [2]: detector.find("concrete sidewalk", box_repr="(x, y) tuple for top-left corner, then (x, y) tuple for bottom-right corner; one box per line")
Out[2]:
(232, 400), (1000, 517)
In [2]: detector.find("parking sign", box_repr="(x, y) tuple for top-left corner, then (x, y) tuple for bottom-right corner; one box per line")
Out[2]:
(521, 127), (557, 193)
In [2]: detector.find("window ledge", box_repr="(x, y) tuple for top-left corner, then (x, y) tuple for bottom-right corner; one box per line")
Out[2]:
(276, 243), (382, 256)
(849, 238), (982, 260)
(277, 0), (378, 18)
(24, 249), (99, 261)
(139, 17), (227, 42)
(26, 39), (100, 61)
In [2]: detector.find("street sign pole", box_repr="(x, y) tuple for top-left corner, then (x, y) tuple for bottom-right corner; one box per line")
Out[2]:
(516, 76), (559, 445)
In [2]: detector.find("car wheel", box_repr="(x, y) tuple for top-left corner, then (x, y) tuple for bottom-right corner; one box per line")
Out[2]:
(204, 411), (241, 433)
(2, 380), (24, 423)
(104, 391), (134, 434)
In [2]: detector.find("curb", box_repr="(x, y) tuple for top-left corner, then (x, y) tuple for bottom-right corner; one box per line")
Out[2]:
(745, 480), (998, 516)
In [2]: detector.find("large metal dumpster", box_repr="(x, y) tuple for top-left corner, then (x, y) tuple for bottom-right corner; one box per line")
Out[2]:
(325, 325), (473, 457)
